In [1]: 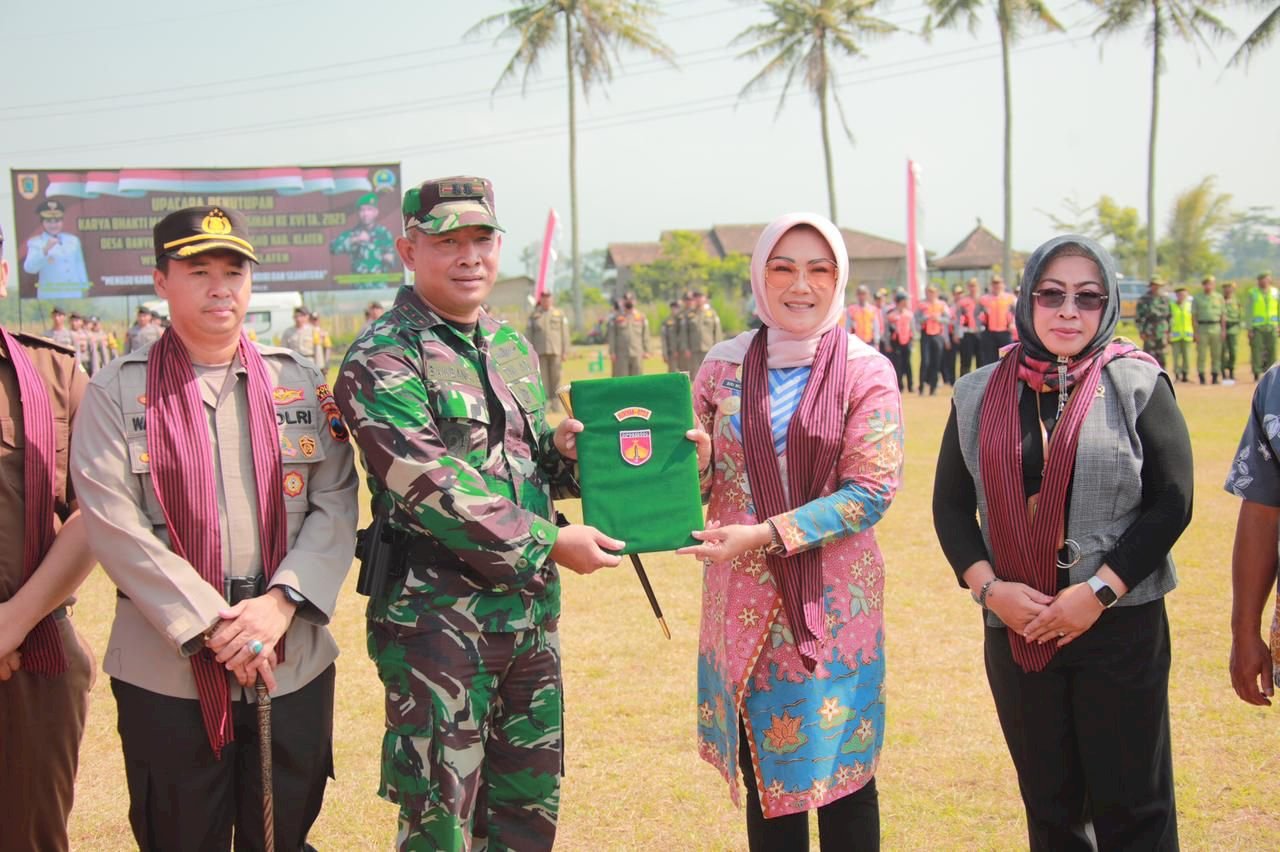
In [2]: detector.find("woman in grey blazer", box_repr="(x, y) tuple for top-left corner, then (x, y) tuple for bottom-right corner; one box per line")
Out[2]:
(932, 235), (1193, 851)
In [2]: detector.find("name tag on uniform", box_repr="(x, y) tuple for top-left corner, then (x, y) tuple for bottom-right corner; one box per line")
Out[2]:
(427, 361), (482, 388)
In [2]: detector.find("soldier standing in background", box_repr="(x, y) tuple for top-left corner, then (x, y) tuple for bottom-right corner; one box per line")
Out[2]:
(527, 291), (571, 410)
(1193, 275), (1225, 384)
(1222, 280), (1242, 383)
(660, 300), (681, 372)
(683, 289), (721, 379)
(607, 291), (649, 377)
(335, 175), (621, 851)
(1249, 271), (1279, 380)
(1169, 285), (1195, 382)
(1136, 276), (1172, 370)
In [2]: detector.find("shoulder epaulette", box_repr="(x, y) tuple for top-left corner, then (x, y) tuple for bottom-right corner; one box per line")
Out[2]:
(12, 331), (77, 356)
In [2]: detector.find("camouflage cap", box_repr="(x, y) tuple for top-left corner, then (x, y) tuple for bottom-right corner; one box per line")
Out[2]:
(403, 176), (504, 235)
(154, 206), (259, 264)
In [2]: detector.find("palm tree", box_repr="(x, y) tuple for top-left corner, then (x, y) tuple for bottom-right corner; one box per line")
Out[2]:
(1092, 0), (1230, 277)
(471, 1), (674, 328)
(926, 0), (1063, 283)
(735, 1), (897, 224)
(1227, 3), (1279, 67)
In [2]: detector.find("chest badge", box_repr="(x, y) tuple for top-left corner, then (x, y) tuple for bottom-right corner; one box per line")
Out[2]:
(279, 435), (298, 458)
(283, 471), (305, 497)
(299, 435), (317, 458)
(620, 429), (652, 467)
(273, 387), (305, 405)
(719, 395), (741, 415)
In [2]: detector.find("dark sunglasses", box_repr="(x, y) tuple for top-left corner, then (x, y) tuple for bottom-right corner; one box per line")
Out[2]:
(1031, 288), (1108, 312)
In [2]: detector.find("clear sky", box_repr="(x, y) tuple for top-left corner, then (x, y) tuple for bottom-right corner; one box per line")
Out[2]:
(2, 0), (1276, 279)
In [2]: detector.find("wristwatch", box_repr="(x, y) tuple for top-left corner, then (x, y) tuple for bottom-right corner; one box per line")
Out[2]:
(1087, 575), (1118, 609)
(277, 585), (306, 607)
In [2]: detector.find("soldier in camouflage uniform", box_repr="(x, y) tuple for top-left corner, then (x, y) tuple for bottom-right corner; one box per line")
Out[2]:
(330, 192), (397, 279)
(606, 291), (649, 377)
(1135, 276), (1172, 370)
(525, 291), (570, 411)
(334, 176), (623, 852)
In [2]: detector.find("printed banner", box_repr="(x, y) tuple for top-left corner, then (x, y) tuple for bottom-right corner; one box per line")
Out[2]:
(10, 164), (403, 298)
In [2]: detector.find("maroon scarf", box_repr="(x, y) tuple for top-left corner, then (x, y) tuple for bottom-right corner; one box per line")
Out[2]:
(742, 326), (848, 672)
(1, 328), (65, 675)
(146, 330), (287, 758)
(978, 341), (1152, 672)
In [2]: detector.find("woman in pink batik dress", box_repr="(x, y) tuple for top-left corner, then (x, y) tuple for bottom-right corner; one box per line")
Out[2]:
(679, 211), (903, 851)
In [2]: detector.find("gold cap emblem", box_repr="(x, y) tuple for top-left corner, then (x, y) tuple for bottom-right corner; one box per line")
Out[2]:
(201, 210), (233, 235)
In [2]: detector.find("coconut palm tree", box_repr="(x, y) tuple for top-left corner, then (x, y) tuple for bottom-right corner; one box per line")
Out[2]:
(471, 1), (674, 328)
(735, 0), (898, 224)
(1092, 0), (1230, 277)
(926, 0), (1063, 283)
(1227, 3), (1279, 67)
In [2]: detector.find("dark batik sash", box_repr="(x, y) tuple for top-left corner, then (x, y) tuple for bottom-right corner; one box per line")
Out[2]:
(741, 325), (848, 672)
(1, 327), (65, 675)
(146, 330), (287, 758)
(977, 343), (1106, 673)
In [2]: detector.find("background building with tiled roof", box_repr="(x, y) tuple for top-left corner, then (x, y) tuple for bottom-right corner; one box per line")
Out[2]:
(929, 222), (1027, 290)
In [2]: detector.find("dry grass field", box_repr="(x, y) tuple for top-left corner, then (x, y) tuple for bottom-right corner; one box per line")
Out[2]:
(65, 347), (1279, 850)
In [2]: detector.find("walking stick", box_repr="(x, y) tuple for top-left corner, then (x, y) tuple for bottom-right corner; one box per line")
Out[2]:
(255, 675), (274, 852)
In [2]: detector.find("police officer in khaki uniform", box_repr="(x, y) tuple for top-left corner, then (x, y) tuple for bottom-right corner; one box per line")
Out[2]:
(676, 290), (696, 373)
(125, 307), (164, 353)
(281, 306), (320, 366)
(0, 222), (97, 852)
(660, 300), (681, 372)
(607, 290), (650, 377)
(526, 290), (571, 409)
(1193, 274), (1226, 384)
(71, 207), (359, 851)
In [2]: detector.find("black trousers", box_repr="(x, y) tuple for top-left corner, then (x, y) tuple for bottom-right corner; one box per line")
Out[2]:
(738, 718), (879, 851)
(984, 600), (1177, 852)
(889, 340), (913, 392)
(980, 330), (1013, 366)
(958, 334), (981, 377)
(112, 664), (336, 852)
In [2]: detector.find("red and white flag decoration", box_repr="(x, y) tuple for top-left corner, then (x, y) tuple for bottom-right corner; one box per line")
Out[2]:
(534, 209), (560, 301)
(906, 160), (927, 311)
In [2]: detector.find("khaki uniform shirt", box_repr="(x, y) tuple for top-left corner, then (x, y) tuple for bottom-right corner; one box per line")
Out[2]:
(71, 343), (359, 700)
(1193, 291), (1224, 324)
(607, 309), (650, 359)
(684, 304), (721, 352)
(124, 323), (162, 354)
(280, 324), (319, 364)
(0, 334), (85, 604)
(660, 316), (680, 363)
(526, 307), (570, 357)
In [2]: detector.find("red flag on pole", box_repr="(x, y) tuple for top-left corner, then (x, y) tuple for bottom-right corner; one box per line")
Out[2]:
(534, 209), (560, 301)
(906, 160), (927, 312)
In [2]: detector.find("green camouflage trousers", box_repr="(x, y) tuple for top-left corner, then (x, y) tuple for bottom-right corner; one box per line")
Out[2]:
(1251, 327), (1277, 379)
(369, 620), (562, 852)
(1141, 339), (1167, 371)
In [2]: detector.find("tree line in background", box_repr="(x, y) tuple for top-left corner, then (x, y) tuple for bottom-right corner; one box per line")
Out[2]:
(471, 0), (1277, 330)
(1046, 176), (1280, 285)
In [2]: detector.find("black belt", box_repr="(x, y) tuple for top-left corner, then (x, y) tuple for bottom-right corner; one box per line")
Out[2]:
(117, 576), (262, 602)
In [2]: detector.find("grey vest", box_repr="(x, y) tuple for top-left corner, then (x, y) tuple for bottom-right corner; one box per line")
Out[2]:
(952, 357), (1177, 629)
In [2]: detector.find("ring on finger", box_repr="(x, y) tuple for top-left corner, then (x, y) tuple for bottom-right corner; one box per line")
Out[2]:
(1057, 631), (1065, 638)
(249, 639), (265, 656)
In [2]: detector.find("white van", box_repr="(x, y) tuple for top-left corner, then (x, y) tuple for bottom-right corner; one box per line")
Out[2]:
(143, 291), (304, 345)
